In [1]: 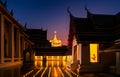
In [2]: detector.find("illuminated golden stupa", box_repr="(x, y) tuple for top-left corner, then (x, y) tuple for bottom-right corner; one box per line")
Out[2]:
(50, 31), (62, 47)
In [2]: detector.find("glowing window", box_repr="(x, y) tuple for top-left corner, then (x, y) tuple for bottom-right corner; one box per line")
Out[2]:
(90, 44), (99, 62)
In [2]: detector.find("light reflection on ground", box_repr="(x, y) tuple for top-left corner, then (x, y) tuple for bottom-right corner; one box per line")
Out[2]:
(22, 60), (79, 77)
(0, 60), (118, 77)
(35, 60), (67, 67)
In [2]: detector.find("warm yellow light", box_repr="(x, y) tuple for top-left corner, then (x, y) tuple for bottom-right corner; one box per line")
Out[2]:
(66, 55), (72, 64)
(46, 56), (48, 60)
(49, 31), (62, 47)
(41, 56), (43, 60)
(40, 61), (42, 67)
(63, 61), (66, 67)
(35, 56), (37, 60)
(63, 56), (66, 61)
(90, 44), (99, 62)
(35, 56), (43, 61)
(34, 61), (37, 67)
(52, 56), (53, 67)
(52, 56), (53, 60)
(54, 67), (58, 77)
(46, 61), (48, 67)
(57, 56), (59, 60)
(57, 61), (59, 66)
(48, 67), (51, 77)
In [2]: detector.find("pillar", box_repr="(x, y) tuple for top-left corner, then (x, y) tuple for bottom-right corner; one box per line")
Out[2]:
(19, 36), (25, 62)
(16, 30), (21, 61)
(10, 24), (14, 62)
(0, 14), (4, 63)
(78, 44), (82, 64)
(72, 39), (77, 62)
(116, 52), (120, 75)
(21, 37), (24, 60)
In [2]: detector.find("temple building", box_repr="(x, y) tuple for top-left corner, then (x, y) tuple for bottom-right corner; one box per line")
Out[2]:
(0, 1), (34, 68)
(68, 8), (120, 74)
(50, 31), (62, 47)
(26, 29), (51, 48)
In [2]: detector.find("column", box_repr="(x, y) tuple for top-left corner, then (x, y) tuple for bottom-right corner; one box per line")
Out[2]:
(16, 30), (21, 61)
(72, 44), (74, 61)
(0, 14), (4, 63)
(78, 44), (82, 64)
(10, 24), (14, 62)
(22, 37), (24, 59)
(21, 37), (24, 60)
(116, 52), (120, 75)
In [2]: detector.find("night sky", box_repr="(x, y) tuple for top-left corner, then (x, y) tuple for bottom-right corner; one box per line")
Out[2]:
(4, 0), (120, 45)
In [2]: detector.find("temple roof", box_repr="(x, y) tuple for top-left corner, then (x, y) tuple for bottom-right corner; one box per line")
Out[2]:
(69, 10), (120, 43)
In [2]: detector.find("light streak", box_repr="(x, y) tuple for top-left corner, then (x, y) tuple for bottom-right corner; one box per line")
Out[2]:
(41, 67), (48, 77)
(58, 67), (64, 77)
(64, 69), (72, 77)
(23, 70), (33, 77)
(54, 67), (58, 77)
(70, 70), (80, 77)
(48, 67), (51, 77)
(33, 67), (43, 77)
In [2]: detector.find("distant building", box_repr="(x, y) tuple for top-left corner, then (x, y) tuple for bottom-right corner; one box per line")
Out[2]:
(26, 29), (51, 48)
(0, 1), (33, 68)
(68, 8), (120, 74)
(50, 31), (62, 47)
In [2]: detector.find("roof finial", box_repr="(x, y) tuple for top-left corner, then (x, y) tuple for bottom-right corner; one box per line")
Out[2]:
(54, 31), (56, 34)
(24, 22), (27, 29)
(85, 4), (92, 17)
(10, 9), (14, 16)
(85, 4), (90, 13)
(85, 4), (88, 11)
(67, 7), (73, 16)
(67, 7), (70, 14)
(4, 0), (7, 8)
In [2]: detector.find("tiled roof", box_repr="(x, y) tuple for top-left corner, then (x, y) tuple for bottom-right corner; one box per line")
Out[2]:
(70, 12), (120, 42)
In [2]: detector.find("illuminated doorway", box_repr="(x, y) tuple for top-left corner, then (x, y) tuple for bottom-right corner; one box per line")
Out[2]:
(90, 44), (99, 62)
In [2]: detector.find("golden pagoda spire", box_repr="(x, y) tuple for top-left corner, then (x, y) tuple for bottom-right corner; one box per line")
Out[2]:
(53, 31), (57, 40)
(50, 31), (62, 47)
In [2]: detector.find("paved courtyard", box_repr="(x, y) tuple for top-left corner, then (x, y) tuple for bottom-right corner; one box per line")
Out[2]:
(0, 60), (119, 77)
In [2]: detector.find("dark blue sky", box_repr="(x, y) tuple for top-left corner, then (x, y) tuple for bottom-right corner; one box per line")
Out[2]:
(5, 0), (120, 45)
